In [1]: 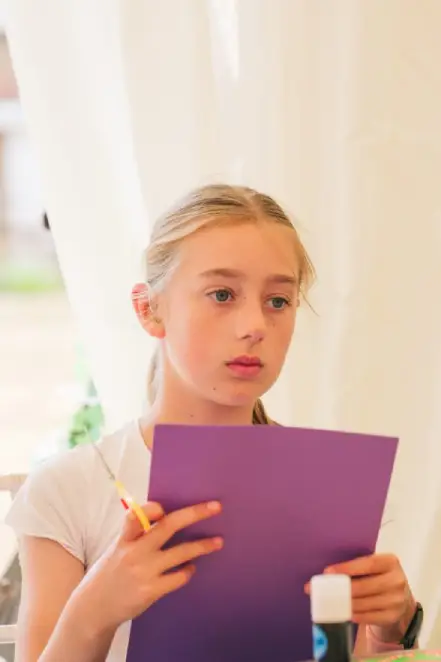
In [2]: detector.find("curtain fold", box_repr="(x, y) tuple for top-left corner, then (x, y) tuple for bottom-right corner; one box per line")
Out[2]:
(5, 0), (441, 645)
(5, 0), (152, 430)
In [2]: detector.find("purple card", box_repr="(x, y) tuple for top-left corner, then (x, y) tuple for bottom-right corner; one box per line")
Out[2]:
(127, 424), (398, 662)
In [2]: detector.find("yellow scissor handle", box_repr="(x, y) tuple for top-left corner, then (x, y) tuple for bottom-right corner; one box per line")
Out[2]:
(115, 480), (151, 532)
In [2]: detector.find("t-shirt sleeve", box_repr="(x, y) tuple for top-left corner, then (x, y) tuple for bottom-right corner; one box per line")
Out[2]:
(4, 449), (89, 565)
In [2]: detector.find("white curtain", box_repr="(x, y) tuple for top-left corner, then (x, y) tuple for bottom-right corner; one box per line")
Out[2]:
(5, 0), (441, 646)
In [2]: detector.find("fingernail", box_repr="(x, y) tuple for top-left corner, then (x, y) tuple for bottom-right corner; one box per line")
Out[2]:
(213, 537), (224, 549)
(207, 501), (222, 512)
(324, 567), (335, 574)
(304, 583), (310, 594)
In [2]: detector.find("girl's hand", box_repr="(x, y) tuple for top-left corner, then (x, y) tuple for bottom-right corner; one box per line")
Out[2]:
(75, 500), (223, 635)
(306, 553), (416, 642)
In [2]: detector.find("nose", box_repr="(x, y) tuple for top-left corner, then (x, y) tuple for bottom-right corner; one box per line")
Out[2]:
(234, 298), (266, 345)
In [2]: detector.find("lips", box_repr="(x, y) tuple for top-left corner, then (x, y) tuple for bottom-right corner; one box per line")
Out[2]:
(226, 356), (263, 378)
(227, 355), (263, 367)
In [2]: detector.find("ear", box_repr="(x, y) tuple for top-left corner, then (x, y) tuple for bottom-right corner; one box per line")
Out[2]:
(131, 283), (165, 339)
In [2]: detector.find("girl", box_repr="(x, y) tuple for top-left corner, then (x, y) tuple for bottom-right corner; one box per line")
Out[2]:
(6, 184), (418, 661)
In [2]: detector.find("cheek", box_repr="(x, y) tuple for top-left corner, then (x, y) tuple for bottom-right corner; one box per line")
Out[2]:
(165, 301), (219, 359)
(271, 312), (296, 355)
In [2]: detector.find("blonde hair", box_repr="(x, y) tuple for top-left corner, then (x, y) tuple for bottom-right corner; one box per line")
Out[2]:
(143, 184), (315, 424)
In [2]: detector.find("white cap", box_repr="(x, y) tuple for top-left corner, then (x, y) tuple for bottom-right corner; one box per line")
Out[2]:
(310, 574), (352, 623)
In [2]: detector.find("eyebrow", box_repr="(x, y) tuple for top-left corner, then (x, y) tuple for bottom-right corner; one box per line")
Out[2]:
(198, 268), (298, 285)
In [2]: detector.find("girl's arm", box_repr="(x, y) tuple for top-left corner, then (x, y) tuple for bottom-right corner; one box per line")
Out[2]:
(15, 536), (115, 662)
(15, 501), (223, 662)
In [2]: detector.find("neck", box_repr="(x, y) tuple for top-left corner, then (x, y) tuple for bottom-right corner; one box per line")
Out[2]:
(139, 384), (255, 449)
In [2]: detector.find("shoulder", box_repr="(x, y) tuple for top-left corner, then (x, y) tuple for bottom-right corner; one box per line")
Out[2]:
(5, 421), (146, 564)
(23, 420), (141, 494)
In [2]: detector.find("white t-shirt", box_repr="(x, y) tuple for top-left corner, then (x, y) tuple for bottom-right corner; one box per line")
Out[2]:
(5, 420), (151, 662)
(5, 420), (398, 661)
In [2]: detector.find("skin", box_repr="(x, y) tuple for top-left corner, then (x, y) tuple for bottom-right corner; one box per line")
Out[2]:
(137, 220), (300, 428)
(16, 220), (416, 661)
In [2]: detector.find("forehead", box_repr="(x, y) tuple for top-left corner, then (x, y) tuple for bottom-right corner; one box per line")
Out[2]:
(176, 221), (300, 278)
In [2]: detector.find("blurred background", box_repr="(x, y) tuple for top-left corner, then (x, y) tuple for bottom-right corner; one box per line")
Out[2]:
(0, 15), (103, 659)
(1, 1), (441, 659)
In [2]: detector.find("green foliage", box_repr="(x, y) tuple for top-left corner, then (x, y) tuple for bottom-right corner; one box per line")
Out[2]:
(67, 381), (105, 448)
(0, 264), (62, 292)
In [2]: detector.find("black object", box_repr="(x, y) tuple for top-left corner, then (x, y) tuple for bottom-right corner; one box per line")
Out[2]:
(400, 602), (424, 650)
(312, 622), (352, 662)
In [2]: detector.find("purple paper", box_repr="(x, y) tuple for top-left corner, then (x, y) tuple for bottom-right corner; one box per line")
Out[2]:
(127, 424), (397, 662)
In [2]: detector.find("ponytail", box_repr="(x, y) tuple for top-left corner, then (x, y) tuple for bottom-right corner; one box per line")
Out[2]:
(252, 398), (272, 425)
(147, 346), (160, 405)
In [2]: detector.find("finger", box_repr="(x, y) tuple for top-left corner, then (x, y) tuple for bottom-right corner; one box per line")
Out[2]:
(149, 501), (222, 549)
(150, 564), (197, 602)
(305, 572), (402, 599)
(325, 554), (397, 577)
(353, 609), (401, 626)
(157, 537), (223, 573)
(353, 590), (406, 614)
(351, 571), (405, 598)
(120, 502), (165, 542)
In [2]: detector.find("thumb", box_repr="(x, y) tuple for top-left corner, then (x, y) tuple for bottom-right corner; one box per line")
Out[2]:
(120, 502), (165, 542)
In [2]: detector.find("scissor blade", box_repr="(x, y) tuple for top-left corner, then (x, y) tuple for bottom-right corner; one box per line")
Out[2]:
(92, 443), (116, 482)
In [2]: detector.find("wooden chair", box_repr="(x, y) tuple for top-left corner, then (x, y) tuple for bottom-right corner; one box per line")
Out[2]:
(0, 474), (27, 648)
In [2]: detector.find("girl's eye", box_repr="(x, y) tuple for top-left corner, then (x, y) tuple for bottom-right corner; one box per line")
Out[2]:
(209, 289), (233, 303)
(268, 296), (290, 310)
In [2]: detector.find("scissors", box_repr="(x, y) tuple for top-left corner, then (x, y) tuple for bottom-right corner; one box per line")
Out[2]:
(92, 443), (151, 532)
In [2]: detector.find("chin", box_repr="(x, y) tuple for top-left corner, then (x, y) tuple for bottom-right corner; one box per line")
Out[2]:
(218, 387), (264, 408)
